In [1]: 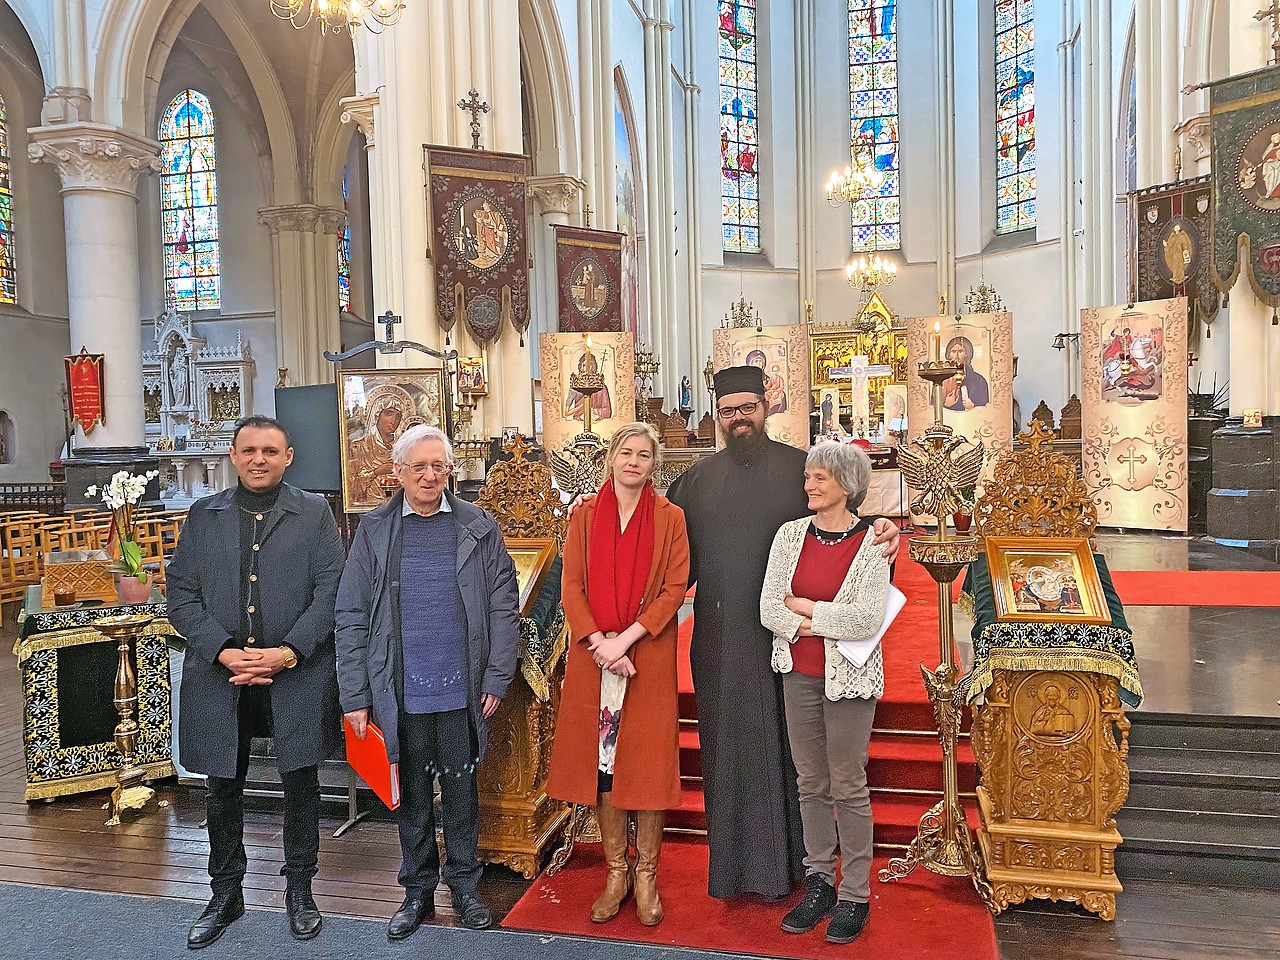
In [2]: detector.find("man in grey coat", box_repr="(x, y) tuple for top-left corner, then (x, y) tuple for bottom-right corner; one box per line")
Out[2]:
(336, 424), (518, 938)
(168, 415), (346, 948)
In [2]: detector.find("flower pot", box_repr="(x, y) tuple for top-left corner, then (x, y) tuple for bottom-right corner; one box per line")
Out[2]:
(952, 511), (973, 533)
(116, 575), (151, 605)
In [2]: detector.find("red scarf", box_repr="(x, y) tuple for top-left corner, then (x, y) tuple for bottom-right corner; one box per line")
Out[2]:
(587, 478), (657, 634)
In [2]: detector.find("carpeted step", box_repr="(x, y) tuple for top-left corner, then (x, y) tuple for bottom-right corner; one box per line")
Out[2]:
(867, 733), (977, 793)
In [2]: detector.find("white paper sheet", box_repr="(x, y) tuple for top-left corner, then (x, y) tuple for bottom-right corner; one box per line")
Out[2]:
(836, 584), (908, 668)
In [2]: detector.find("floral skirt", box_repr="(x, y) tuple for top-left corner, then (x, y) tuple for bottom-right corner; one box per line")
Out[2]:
(598, 670), (628, 774)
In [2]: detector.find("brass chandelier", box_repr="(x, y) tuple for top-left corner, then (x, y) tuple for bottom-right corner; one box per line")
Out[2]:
(825, 136), (884, 206)
(271, 0), (405, 35)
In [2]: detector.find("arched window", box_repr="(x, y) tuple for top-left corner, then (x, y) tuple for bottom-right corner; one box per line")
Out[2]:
(0, 95), (16, 304)
(848, 0), (900, 252)
(719, 0), (761, 253)
(338, 174), (352, 313)
(158, 90), (220, 311)
(995, 0), (1036, 233)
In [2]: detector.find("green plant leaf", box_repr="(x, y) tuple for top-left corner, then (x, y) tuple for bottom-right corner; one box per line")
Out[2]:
(120, 540), (144, 577)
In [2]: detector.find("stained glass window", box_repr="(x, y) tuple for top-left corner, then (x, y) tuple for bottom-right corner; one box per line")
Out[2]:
(0, 95), (15, 304)
(159, 90), (220, 311)
(848, 0), (899, 252)
(719, 0), (761, 253)
(995, 0), (1036, 233)
(338, 174), (352, 313)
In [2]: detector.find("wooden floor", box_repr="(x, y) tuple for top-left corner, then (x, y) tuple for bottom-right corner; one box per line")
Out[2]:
(1, 599), (1276, 958)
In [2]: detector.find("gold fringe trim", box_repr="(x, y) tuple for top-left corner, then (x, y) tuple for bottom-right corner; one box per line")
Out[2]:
(965, 648), (1144, 706)
(14, 620), (180, 663)
(520, 620), (570, 703)
(957, 589), (977, 621)
(23, 761), (175, 801)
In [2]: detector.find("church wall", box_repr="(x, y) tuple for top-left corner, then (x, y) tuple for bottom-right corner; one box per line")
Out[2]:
(0, 311), (71, 481)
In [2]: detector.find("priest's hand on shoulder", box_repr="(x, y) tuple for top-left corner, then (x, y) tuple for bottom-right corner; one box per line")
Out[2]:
(567, 493), (597, 518)
(870, 517), (901, 562)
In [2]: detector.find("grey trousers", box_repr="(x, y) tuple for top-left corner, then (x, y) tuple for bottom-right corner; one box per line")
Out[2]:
(781, 671), (877, 903)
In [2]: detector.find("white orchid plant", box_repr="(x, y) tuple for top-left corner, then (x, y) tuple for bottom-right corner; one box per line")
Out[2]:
(85, 469), (160, 582)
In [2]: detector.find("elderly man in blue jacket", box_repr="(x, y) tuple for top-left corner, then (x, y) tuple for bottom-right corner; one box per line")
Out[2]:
(336, 424), (519, 938)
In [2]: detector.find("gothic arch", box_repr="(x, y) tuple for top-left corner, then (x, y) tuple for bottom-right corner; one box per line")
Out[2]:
(312, 63), (359, 208)
(519, 0), (578, 178)
(0, 0), (52, 88)
(612, 66), (645, 235)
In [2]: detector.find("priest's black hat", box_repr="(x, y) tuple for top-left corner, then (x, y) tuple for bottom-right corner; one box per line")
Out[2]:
(713, 364), (766, 399)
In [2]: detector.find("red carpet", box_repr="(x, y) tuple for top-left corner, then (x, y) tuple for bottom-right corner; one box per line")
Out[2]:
(1108, 570), (1280, 606)
(502, 838), (998, 960)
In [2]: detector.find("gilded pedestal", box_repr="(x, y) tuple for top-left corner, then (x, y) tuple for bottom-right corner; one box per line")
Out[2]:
(971, 669), (1130, 920)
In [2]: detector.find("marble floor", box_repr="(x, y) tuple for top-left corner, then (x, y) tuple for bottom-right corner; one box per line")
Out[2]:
(953, 531), (1280, 719)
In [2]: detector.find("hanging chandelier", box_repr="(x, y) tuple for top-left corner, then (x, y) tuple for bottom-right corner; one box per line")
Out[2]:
(825, 136), (884, 207)
(270, 0), (405, 35)
(845, 253), (897, 293)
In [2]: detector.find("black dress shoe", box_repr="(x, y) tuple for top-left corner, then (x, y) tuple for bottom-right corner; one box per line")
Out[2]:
(387, 895), (433, 941)
(187, 891), (245, 950)
(825, 900), (870, 944)
(452, 893), (493, 930)
(285, 887), (323, 941)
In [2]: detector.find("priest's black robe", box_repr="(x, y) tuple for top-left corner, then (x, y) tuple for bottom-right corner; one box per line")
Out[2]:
(667, 438), (810, 899)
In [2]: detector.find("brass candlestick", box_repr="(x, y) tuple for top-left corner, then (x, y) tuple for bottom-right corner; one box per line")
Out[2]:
(568, 367), (606, 445)
(634, 345), (660, 424)
(96, 613), (158, 826)
(879, 359), (995, 909)
(452, 390), (488, 474)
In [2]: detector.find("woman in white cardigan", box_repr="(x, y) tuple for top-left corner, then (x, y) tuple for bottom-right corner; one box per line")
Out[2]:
(759, 441), (890, 946)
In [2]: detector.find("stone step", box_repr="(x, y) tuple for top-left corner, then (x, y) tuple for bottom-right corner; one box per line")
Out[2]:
(1126, 780), (1280, 818)
(1116, 807), (1280, 861)
(1128, 713), (1280, 754)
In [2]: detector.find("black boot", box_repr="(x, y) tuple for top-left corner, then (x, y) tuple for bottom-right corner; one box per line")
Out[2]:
(780, 874), (837, 934)
(285, 886), (323, 941)
(825, 900), (870, 944)
(187, 890), (245, 950)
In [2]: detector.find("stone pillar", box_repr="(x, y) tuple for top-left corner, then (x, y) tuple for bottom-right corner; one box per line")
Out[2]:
(28, 123), (161, 498)
(528, 174), (583, 351)
(932, 0), (957, 306)
(258, 204), (347, 385)
(642, 0), (678, 397)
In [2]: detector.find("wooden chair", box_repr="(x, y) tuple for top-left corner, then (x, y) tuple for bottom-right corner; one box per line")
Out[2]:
(0, 515), (46, 615)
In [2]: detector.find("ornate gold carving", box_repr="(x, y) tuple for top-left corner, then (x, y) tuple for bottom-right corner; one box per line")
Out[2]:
(974, 422), (1099, 543)
(477, 434), (568, 545)
(898, 424), (985, 521)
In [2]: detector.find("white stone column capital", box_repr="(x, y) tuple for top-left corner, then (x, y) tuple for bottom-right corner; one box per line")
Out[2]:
(340, 93), (380, 150)
(1175, 114), (1212, 162)
(258, 203), (346, 236)
(529, 175), (584, 216)
(27, 122), (161, 196)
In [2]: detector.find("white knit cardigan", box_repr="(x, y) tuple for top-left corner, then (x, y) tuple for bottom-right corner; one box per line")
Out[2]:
(759, 517), (891, 701)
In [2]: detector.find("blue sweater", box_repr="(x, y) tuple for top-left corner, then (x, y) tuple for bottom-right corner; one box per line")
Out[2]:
(399, 512), (468, 714)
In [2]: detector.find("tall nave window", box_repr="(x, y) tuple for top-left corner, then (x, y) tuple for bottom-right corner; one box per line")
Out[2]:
(0, 95), (15, 304)
(848, 0), (900, 252)
(995, 0), (1036, 233)
(338, 174), (352, 313)
(159, 90), (221, 311)
(719, 0), (761, 253)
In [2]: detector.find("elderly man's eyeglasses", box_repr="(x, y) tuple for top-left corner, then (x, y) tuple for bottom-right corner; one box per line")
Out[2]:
(717, 401), (761, 419)
(400, 461), (452, 477)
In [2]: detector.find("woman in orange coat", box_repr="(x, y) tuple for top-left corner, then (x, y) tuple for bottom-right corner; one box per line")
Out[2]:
(546, 422), (690, 927)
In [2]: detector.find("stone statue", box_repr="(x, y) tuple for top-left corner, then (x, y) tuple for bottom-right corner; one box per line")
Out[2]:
(169, 348), (189, 406)
(679, 375), (692, 410)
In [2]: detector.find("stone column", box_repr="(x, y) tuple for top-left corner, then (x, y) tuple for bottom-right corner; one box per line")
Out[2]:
(529, 174), (584, 354)
(932, 0), (957, 307)
(28, 122), (161, 498)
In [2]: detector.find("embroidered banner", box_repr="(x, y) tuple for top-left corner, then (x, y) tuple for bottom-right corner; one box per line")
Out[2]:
(1080, 298), (1188, 532)
(1129, 176), (1220, 335)
(554, 225), (624, 333)
(64, 347), (105, 434)
(424, 145), (530, 344)
(1210, 65), (1280, 312)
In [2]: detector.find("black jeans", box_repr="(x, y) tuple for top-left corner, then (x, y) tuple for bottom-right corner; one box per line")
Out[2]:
(396, 708), (482, 899)
(206, 687), (320, 897)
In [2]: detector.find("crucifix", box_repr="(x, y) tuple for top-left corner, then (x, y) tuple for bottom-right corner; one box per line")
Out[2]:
(1256, 2), (1280, 64)
(377, 310), (403, 344)
(1117, 442), (1149, 485)
(830, 354), (891, 438)
(457, 89), (490, 149)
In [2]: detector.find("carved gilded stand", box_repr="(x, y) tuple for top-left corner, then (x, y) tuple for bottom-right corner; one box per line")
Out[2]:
(969, 423), (1129, 919)
(96, 614), (159, 826)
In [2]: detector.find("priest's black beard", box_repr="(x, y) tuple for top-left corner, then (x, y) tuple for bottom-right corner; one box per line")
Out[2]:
(724, 422), (769, 462)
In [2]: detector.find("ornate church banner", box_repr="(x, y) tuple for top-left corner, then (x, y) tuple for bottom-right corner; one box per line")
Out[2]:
(64, 347), (105, 434)
(905, 313), (1014, 505)
(538, 332), (635, 454)
(1080, 298), (1188, 531)
(712, 324), (810, 449)
(424, 145), (530, 344)
(553, 225), (624, 333)
(1129, 176), (1219, 334)
(1210, 66), (1280, 313)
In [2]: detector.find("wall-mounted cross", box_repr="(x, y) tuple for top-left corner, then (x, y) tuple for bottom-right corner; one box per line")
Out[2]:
(378, 310), (403, 344)
(1256, 2), (1280, 64)
(457, 89), (490, 149)
(1118, 442), (1149, 485)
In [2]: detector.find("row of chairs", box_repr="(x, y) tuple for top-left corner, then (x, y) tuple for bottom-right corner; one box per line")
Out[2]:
(0, 508), (187, 616)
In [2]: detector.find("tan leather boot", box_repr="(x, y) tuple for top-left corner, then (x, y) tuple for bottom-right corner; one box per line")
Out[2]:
(590, 793), (632, 923)
(633, 809), (664, 926)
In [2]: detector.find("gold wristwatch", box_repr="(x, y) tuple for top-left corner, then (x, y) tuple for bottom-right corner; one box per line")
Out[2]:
(280, 646), (298, 669)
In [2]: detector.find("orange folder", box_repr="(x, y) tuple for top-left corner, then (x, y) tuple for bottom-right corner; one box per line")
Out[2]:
(344, 717), (401, 810)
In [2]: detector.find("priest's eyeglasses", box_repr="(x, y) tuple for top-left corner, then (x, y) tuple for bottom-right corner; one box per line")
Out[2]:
(401, 461), (452, 477)
(716, 400), (761, 419)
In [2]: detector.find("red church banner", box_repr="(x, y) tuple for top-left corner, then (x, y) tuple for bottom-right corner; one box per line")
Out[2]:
(64, 347), (105, 434)
(424, 145), (530, 345)
(554, 225), (625, 333)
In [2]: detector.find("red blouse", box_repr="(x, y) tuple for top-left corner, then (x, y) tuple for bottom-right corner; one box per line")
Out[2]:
(788, 527), (868, 677)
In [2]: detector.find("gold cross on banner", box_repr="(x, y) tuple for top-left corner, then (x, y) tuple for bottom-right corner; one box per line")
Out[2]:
(457, 89), (490, 149)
